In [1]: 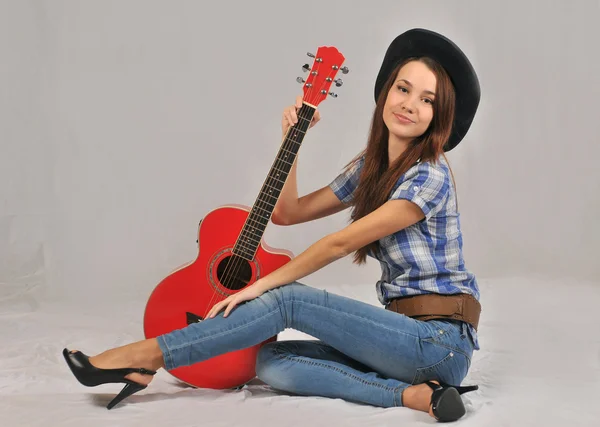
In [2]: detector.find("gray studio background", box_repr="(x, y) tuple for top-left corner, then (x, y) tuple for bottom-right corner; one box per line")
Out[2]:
(2, 0), (599, 306)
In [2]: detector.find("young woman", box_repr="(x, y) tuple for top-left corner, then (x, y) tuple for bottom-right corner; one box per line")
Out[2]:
(63, 28), (482, 422)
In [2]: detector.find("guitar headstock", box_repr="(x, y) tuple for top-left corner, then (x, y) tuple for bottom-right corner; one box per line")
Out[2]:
(297, 46), (348, 107)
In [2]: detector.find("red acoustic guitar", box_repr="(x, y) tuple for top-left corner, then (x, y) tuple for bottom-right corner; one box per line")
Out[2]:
(143, 46), (347, 389)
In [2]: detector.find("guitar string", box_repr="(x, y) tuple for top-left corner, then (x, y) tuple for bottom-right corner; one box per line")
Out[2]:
(204, 58), (337, 319)
(210, 59), (334, 318)
(212, 63), (325, 314)
(206, 61), (326, 318)
(201, 104), (314, 320)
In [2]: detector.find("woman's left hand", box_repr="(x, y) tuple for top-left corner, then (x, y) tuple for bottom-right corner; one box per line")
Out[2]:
(206, 281), (267, 319)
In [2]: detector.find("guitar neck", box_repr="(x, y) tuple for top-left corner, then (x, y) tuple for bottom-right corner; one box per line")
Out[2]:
(233, 103), (316, 260)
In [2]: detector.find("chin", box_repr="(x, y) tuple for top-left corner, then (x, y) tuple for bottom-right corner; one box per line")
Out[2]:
(389, 127), (417, 141)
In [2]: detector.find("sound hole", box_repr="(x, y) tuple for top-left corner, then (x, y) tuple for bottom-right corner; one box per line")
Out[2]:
(216, 255), (252, 291)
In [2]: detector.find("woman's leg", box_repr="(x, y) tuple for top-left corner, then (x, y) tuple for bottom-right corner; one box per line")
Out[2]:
(255, 339), (408, 407)
(156, 282), (472, 387)
(83, 282), (473, 406)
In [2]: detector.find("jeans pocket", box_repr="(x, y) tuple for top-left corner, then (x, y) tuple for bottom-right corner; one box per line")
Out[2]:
(411, 342), (471, 385)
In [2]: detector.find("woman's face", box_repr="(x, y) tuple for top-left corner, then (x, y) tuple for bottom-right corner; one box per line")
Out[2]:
(383, 60), (436, 145)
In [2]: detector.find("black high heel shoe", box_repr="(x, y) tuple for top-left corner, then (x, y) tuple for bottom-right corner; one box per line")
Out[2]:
(63, 348), (157, 410)
(425, 380), (479, 422)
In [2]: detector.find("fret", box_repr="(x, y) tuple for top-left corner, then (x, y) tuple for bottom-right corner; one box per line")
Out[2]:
(252, 205), (272, 216)
(287, 139), (301, 147)
(245, 213), (268, 228)
(239, 229), (262, 244)
(255, 205), (271, 215)
(232, 246), (254, 259)
(280, 147), (297, 157)
(274, 157), (293, 167)
(264, 182), (282, 193)
(237, 231), (261, 246)
(297, 116), (312, 125)
(268, 168), (288, 179)
(258, 195), (277, 208)
(235, 240), (256, 254)
(247, 213), (269, 227)
(256, 195), (278, 208)
(241, 222), (263, 234)
(249, 208), (270, 221)
(243, 219), (265, 231)
(275, 150), (296, 166)
(255, 198), (274, 208)
(239, 234), (261, 247)
(278, 148), (297, 159)
(267, 175), (286, 186)
(259, 186), (280, 197)
(272, 165), (291, 176)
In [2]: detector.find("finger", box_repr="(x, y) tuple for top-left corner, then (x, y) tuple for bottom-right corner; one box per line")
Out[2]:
(283, 113), (293, 129)
(208, 300), (226, 318)
(290, 107), (298, 124)
(223, 300), (238, 318)
(296, 95), (303, 109)
(313, 110), (321, 122)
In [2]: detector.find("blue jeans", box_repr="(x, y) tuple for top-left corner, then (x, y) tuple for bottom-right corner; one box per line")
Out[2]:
(157, 282), (475, 408)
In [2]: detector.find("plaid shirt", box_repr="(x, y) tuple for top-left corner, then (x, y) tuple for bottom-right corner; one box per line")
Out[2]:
(329, 154), (481, 349)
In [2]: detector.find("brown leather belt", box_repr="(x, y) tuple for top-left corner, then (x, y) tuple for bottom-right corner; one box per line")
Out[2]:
(385, 293), (481, 331)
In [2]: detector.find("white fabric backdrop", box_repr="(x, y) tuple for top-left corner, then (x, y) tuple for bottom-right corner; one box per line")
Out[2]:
(1, 1), (599, 426)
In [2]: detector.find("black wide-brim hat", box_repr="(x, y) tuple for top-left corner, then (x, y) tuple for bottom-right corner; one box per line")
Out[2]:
(374, 28), (481, 152)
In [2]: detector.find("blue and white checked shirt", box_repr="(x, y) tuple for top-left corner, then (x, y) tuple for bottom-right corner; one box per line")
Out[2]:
(329, 154), (481, 349)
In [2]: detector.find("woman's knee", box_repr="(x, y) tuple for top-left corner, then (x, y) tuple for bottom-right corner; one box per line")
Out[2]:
(255, 342), (281, 382)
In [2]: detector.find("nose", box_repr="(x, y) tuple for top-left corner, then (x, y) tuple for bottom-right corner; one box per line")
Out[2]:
(402, 103), (414, 114)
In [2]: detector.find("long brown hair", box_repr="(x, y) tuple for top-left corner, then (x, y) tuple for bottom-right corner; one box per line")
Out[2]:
(346, 57), (457, 264)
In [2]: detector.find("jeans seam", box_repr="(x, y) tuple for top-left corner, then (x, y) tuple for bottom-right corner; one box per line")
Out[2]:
(273, 345), (400, 395)
(167, 309), (279, 352)
(420, 338), (472, 362)
(157, 335), (174, 370)
(288, 299), (421, 340)
(411, 350), (455, 384)
(394, 384), (404, 407)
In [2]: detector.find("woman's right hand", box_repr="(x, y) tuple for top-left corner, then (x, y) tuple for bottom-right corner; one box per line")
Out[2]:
(282, 95), (321, 138)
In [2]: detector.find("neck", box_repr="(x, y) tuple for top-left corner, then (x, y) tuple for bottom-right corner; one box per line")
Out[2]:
(387, 134), (411, 166)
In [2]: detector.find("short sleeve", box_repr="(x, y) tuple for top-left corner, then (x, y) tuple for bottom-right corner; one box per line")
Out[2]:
(328, 156), (364, 204)
(391, 162), (450, 219)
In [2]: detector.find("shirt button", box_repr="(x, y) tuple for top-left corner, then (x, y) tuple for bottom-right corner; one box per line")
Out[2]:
(413, 186), (419, 192)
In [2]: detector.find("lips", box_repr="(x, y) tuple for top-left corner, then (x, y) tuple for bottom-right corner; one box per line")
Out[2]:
(394, 113), (414, 124)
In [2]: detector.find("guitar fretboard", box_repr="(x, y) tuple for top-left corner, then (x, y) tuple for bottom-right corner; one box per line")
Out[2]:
(233, 103), (316, 260)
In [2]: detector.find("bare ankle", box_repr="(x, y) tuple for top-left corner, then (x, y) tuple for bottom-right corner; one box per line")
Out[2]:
(402, 383), (434, 413)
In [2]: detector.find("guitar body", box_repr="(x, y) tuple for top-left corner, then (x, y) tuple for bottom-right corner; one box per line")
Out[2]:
(143, 204), (292, 389)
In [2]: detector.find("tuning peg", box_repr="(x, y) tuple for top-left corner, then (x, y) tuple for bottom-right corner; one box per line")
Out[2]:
(340, 66), (350, 74)
(307, 52), (315, 58)
(329, 92), (338, 98)
(334, 78), (343, 87)
(296, 77), (305, 84)
(302, 64), (310, 72)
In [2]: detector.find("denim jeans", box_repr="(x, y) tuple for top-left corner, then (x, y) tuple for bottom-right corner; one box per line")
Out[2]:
(157, 282), (475, 408)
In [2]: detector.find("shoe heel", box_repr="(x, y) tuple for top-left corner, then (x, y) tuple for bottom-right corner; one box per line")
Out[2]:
(431, 387), (465, 422)
(454, 384), (478, 395)
(425, 381), (479, 422)
(107, 382), (147, 410)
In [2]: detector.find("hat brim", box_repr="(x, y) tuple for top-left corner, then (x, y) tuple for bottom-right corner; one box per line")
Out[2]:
(374, 28), (480, 152)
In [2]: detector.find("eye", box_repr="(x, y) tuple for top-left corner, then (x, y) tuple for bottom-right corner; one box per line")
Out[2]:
(396, 85), (408, 93)
(423, 98), (434, 105)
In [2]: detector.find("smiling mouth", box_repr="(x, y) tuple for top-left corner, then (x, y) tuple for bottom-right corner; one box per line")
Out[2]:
(394, 113), (414, 124)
